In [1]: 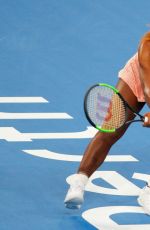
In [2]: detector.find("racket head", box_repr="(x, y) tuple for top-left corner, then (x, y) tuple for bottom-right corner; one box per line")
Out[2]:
(84, 83), (127, 133)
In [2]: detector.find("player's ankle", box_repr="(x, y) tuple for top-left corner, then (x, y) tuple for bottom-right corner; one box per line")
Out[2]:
(75, 173), (89, 186)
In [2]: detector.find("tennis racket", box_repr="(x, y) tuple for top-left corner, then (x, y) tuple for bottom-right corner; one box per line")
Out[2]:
(84, 83), (145, 133)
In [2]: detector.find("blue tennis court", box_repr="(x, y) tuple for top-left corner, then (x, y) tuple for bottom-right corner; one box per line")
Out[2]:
(0, 0), (150, 229)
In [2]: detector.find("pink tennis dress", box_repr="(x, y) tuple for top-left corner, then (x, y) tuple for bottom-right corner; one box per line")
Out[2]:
(118, 53), (145, 102)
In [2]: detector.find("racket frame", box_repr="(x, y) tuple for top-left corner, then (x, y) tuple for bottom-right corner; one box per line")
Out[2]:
(84, 83), (144, 133)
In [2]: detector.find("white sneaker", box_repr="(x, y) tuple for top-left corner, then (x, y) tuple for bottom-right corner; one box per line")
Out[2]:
(64, 174), (88, 209)
(138, 185), (150, 215)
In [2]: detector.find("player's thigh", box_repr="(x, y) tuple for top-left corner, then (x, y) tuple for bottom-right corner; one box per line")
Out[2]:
(116, 79), (145, 118)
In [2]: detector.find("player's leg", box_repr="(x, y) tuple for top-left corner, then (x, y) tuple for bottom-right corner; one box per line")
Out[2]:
(64, 79), (145, 209)
(78, 79), (145, 177)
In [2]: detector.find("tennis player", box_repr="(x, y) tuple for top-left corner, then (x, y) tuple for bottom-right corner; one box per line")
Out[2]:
(64, 31), (150, 213)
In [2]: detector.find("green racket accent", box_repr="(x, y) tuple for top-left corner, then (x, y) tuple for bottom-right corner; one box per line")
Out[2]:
(84, 83), (127, 133)
(84, 82), (144, 133)
(96, 125), (116, 133)
(99, 83), (119, 94)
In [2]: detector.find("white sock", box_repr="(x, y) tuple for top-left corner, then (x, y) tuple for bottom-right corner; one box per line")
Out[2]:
(70, 173), (89, 187)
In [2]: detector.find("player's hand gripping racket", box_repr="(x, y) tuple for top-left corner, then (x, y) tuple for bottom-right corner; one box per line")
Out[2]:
(84, 83), (145, 133)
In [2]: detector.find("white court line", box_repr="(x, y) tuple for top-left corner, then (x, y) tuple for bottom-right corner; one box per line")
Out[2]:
(0, 112), (73, 119)
(0, 97), (48, 103)
(24, 126), (97, 139)
(23, 149), (138, 162)
(0, 126), (96, 141)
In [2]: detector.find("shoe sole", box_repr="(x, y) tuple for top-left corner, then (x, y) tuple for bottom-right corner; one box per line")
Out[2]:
(137, 197), (150, 215)
(64, 198), (83, 209)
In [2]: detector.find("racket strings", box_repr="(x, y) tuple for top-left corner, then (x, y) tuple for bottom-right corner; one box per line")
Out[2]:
(101, 93), (126, 130)
(86, 86), (126, 130)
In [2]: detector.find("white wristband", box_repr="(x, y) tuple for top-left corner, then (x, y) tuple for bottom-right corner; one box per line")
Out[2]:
(144, 116), (149, 123)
